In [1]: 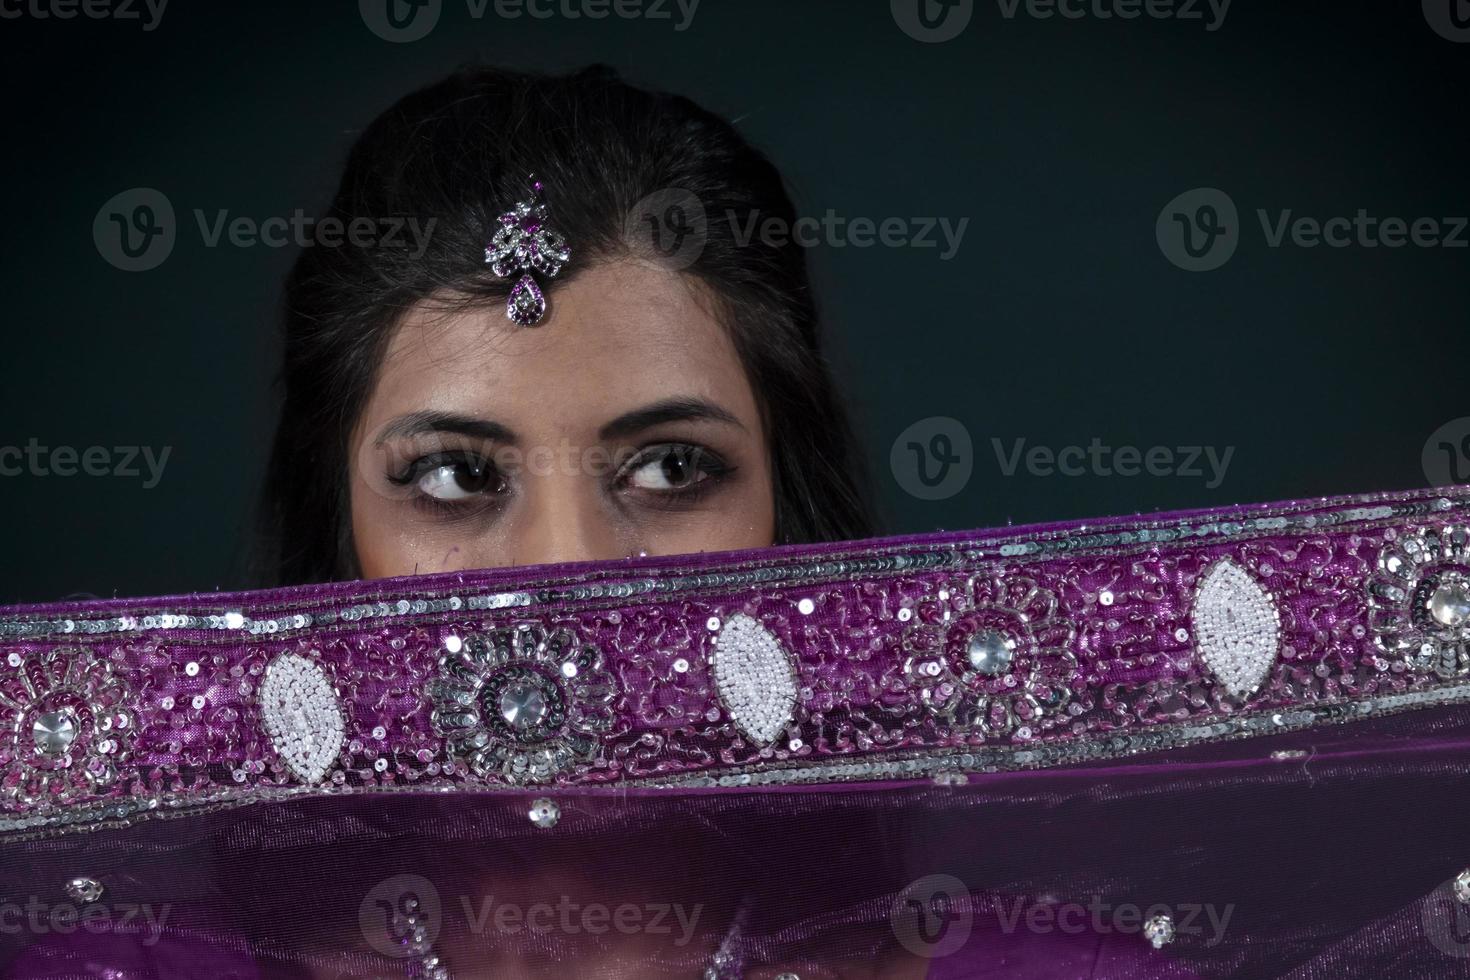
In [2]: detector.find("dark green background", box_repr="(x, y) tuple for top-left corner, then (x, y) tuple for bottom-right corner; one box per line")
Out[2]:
(0, 0), (1465, 603)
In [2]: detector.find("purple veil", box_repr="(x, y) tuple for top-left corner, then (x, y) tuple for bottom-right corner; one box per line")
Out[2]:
(3, 485), (1470, 978)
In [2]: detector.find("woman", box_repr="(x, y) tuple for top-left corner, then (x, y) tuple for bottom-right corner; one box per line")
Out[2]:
(257, 64), (873, 585)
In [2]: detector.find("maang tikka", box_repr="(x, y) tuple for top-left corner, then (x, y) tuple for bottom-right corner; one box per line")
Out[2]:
(484, 175), (572, 326)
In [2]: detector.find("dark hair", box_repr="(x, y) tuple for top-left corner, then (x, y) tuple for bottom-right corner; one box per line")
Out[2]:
(256, 64), (874, 585)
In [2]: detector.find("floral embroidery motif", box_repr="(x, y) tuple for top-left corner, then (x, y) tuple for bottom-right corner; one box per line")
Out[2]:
(0, 647), (132, 804)
(902, 575), (1078, 736)
(1369, 525), (1470, 678)
(430, 624), (617, 784)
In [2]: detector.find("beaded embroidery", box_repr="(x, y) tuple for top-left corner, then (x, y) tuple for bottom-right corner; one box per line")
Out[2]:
(0, 487), (1467, 839)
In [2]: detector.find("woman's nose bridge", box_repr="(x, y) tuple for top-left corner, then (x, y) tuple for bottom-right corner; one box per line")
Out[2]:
(513, 469), (619, 566)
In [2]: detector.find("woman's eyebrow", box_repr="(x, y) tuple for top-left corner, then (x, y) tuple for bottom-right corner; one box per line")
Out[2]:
(598, 397), (744, 441)
(374, 411), (517, 446)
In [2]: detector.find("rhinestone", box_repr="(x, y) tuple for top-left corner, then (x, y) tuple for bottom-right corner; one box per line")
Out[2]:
(529, 797), (560, 828)
(1428, 581), (1470, 628)
(32, 709), (78, 756)
(499, 679), (550, 731)
(1455, 869), (1470, 905)
(1143, 913), (1175, 948)
(966, 630), (1013, 676)
(64, 877), (104, 904)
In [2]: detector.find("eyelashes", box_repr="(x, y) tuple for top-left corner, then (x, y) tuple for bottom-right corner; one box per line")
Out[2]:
(384, 443), (734, 516)
(387, 451), (509, 517)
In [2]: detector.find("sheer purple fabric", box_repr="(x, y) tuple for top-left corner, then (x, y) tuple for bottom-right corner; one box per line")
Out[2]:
(3, 487), (1470, 978)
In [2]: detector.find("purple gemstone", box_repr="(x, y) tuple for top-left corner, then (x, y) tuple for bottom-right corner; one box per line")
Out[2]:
(507, 274), (546, 326)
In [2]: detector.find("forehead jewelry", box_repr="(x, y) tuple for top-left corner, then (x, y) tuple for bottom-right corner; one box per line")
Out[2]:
(484, 174), (572, 326)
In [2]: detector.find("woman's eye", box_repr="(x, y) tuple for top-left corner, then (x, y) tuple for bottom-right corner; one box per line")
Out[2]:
(414, 459), (499, 500)
(623, 446), (714, 492)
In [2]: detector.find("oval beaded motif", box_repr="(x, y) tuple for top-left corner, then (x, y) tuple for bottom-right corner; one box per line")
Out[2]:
(259, 653), (345, 784)
(712, 614), (798, 746)
(1191, 559), (1280, 697)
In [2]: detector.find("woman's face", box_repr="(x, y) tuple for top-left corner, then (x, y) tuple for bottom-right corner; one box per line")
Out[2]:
(349, 258), (776, 579)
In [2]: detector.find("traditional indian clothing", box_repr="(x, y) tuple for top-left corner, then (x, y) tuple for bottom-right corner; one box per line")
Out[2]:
(3, 485), (1470, 977)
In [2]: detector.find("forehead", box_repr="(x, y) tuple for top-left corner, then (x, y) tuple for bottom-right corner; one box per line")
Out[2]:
(366, 259), (756, 434)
